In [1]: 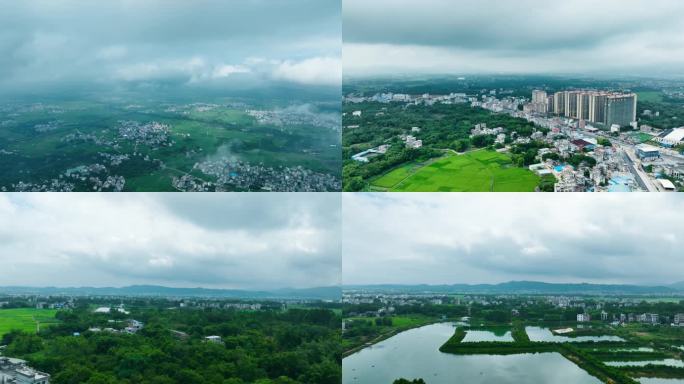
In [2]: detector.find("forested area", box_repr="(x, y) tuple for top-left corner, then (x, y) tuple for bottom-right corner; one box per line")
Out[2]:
(1, 306), (341, 384)
(342, 102), (545, 191)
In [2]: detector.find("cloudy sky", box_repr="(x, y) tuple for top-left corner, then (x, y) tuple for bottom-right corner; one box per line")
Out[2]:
(343, 194), (684, 286)
(0, 193), (340, 289)
(344, 0), (684, 77)
(0, 0), (341, 93)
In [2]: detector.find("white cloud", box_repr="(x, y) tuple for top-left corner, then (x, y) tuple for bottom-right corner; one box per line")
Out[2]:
(212, 64), (251, 78)
(272, 56), (341, 86)
(0, 193), (340, 289)
(343, 194), (684, 286)
(0, 0), (341, 91)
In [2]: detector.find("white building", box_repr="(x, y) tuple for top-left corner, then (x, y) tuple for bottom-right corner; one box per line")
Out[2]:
(656, 127), (684, 147)
(0, 357), (50, 384)
(204, 335), (223, 344)
(405, 135), (423, 149)
(577, 313), (591, 322)
(675, 313), (684, 325)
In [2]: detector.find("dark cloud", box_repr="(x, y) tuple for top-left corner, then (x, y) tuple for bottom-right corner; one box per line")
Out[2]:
(157, 193), (340, 232)
(0, 0), (341, 91)
(343, 0), (684, 76)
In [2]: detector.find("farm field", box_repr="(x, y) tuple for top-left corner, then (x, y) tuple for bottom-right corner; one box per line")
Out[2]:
(371, 150), (540, 192)
(0, 308), (59, 337)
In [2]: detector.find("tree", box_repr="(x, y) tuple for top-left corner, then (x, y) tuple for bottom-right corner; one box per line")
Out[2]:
(394, 379), (427, 384)
(453, 139), (470, 152)
(343, 176), (365, 192)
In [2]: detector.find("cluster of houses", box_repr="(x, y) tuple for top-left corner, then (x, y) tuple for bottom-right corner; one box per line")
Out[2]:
(86, 319), (144, 335)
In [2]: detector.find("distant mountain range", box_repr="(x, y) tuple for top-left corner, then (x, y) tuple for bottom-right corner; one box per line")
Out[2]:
(0, 285), (341, 301)
(344, 281), (684, 296)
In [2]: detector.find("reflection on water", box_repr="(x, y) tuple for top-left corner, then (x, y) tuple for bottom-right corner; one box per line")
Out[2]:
(343, 323), (601, 384)
(526, 326), (625, 343)
(462, 330), (514, 342)
(639, 379), (684, 384)
(605, 359), (684, 367)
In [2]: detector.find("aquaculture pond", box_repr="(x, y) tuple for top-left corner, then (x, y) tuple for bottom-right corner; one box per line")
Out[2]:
(638, 379), (684, 384)
(605, 359), (684, 368)
(525, 326), (626, 343)
(343, 323), (602, 384)
(462, 329), (514, 342)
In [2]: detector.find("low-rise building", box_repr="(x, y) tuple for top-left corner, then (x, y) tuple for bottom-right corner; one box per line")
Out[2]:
(0, 357), (50, 384)
(635, 144), (660, 160)
(204, 335), (223, 345)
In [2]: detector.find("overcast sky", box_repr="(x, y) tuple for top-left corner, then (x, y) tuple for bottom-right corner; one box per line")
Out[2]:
(344, 0), (684, 77)
(0, 193), (341, 289)
(0, 0), (341, 92)
(343, 194), (684, 286)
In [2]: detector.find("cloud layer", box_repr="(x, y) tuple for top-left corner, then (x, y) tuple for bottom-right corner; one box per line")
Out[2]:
(343, 0), (684, 76)
(343, 194), (684, 286)
(0, 0), (341, 91)
(0, 193), (341, 289)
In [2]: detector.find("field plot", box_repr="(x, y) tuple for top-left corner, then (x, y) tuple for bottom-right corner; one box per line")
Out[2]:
(371, 150), (539, 192)
(0, 308), (59, 337)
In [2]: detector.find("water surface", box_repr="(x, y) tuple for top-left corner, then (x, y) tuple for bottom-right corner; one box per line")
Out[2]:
(343, 323), (601, 384)
(526, 326), (625, 343)
(638, 379), (684, 384)
(462, 329), (514, 342)
(605, 359), (684, 367)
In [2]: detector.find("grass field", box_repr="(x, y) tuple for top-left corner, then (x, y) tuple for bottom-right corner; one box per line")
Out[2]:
(628, 132), (656, 143)
(637, 91), (664, 103)
(0, 308), (59, 337)
(371, 150), (540, 192)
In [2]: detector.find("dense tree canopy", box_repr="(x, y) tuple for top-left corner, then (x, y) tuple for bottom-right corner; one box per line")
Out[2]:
(3, 305), (341, 384)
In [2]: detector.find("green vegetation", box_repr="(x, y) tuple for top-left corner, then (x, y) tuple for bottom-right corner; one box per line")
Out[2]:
(637, 91), (664, 103)
(343, 101), (547, 191)
(342, 315), (436, 355)
(637, 92), (684, 130)
(512, 322), (530, 342)
(2, 303), (340, 384)
(0, 308), (59, 337)
(393, 379), (426, 384)
(0, 99), (340, 191)
(344, 295), (684, 384)
(370, 151), (540, 192)
(621, 365), (684, 379)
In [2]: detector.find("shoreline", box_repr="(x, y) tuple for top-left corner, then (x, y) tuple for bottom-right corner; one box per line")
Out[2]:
(342, 319), (446, 358)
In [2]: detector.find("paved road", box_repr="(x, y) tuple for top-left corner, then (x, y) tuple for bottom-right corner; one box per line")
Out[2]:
(619, 146), (658, 192)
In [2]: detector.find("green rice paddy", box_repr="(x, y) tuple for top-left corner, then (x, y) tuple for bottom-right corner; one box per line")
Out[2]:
(0, 308), (59, 337)
(371, 150), (540, 192)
